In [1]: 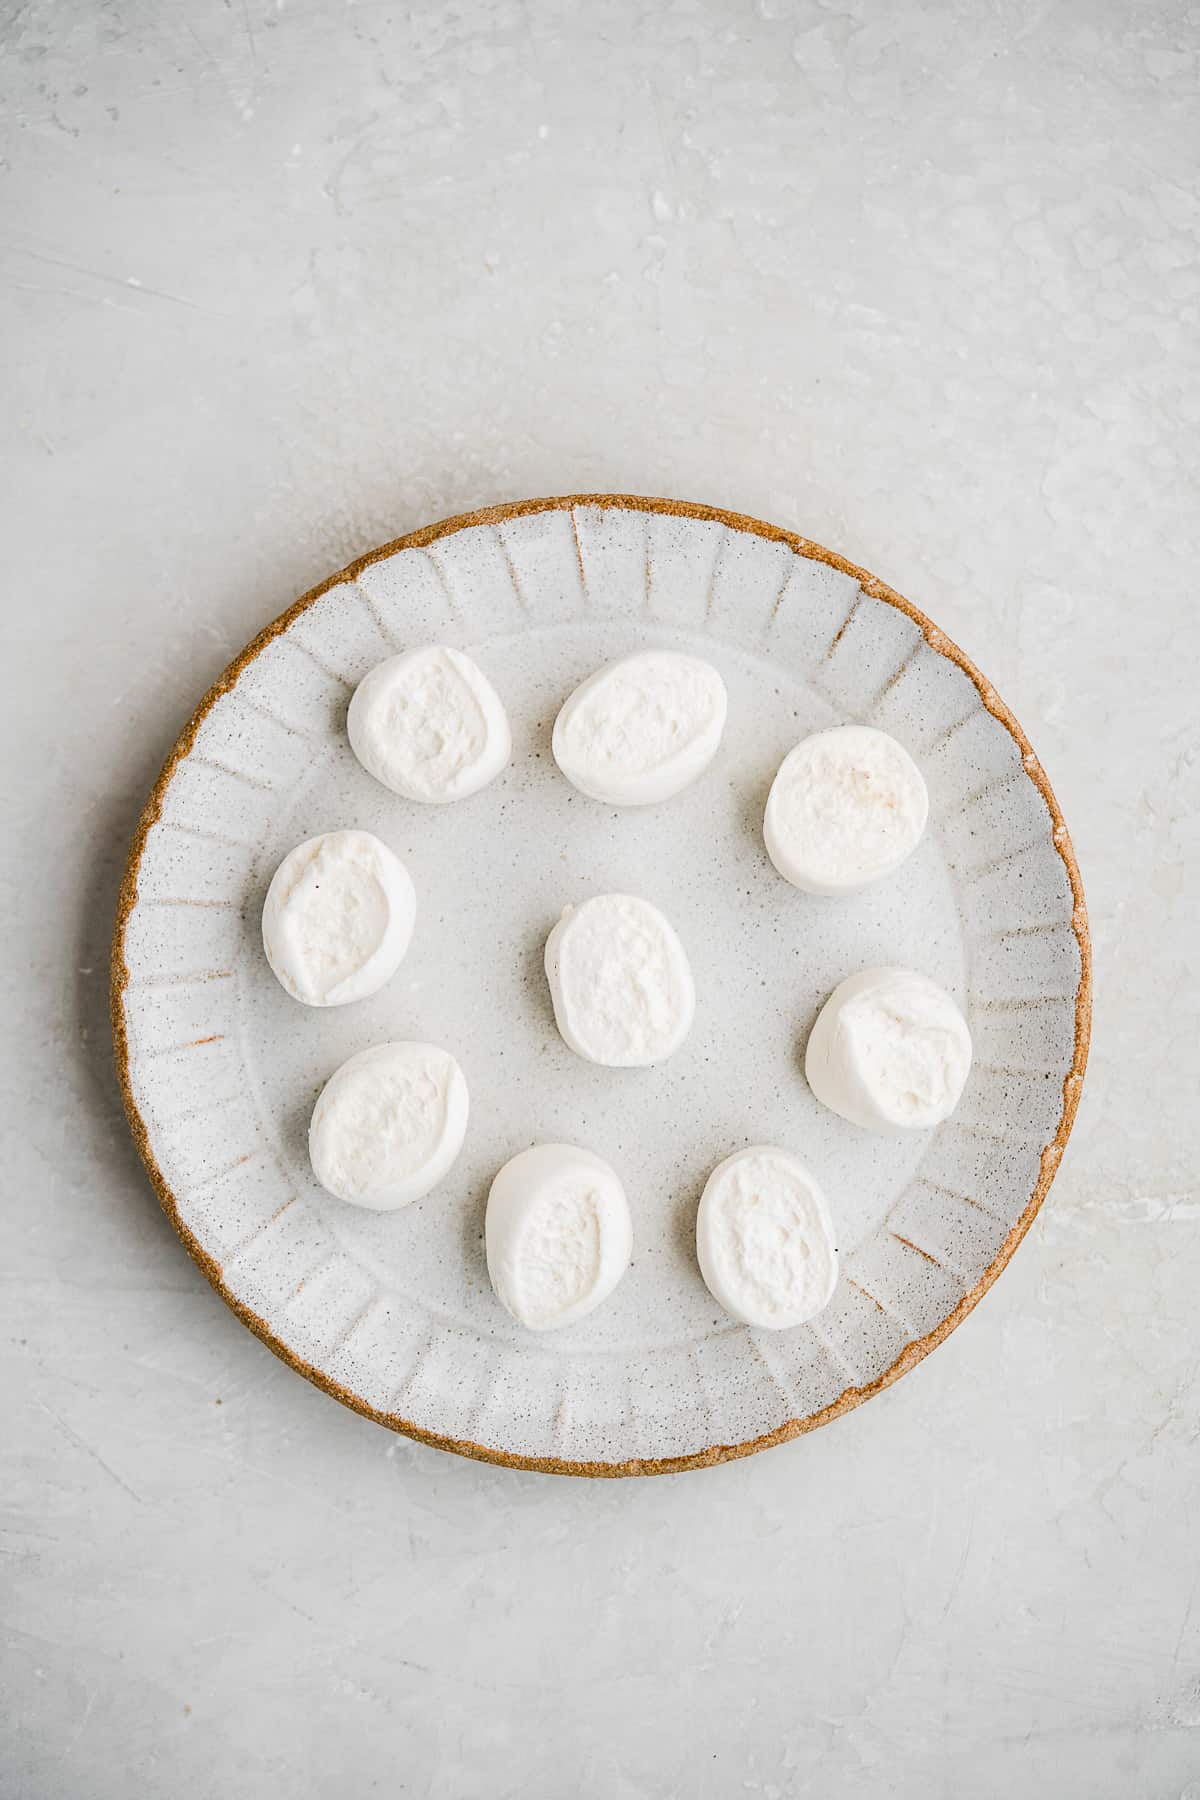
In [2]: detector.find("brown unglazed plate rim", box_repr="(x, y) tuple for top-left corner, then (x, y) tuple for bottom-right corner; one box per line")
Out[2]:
(110, 493), (1092, 1477)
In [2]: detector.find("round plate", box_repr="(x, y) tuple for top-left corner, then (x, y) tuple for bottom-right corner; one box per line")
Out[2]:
(112, 496), (1090, 1476)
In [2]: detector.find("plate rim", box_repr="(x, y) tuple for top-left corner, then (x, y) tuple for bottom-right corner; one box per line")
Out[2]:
(110, 492), (1092, 1477)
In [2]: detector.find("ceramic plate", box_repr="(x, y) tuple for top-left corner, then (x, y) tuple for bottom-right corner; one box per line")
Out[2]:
(112, 496), (1090, 1476)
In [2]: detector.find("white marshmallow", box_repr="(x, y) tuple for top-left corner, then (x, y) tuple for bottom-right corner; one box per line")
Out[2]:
(309, 1041), (468, 1210)
(806, 967), (973, 1135)
(696, 1146), (838, 1330)
(545, 893), (695, 1068)
(262, 829), (415, 1007)
(552, 651), (727, 805)
(764, 725), (928, 895)
(486, 1144), (632, 1331)
(347, 645), (511, 803)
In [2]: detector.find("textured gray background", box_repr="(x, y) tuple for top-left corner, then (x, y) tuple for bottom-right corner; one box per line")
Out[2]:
(2, 1), (1198, 1795)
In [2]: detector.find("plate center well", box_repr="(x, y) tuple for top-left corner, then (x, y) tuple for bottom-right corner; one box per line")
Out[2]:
(236, 619), (965, 1355)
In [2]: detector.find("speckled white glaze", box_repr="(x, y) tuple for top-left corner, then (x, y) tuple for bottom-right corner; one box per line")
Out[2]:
(116, 499), (1085, 1470)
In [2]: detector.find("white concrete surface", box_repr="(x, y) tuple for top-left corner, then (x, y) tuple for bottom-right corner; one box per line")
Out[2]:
(2, 1), (1197, 1795)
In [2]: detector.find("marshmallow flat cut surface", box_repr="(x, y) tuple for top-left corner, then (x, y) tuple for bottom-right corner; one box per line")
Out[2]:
(552, 651), (727, 805)
(309, 1042), (469, 1209)
(764, 725), (928, 895)
(806, 967), (973, 1135)
(696, 1147), (838, 1330)
(545, 892), (695, 1067)
(261, 829), (416, 1007)
(486, 1144), (632, 1331)
(348, 645), (511, 802)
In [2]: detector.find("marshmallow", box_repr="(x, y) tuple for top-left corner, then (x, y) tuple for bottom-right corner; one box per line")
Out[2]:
(545, 893), (695, 1067)
(806, 967), (972, 1134)
(309, 1042), (468, 1209)
(553, 651), (727, 805)
(348, 645), (511, 803)
(486, 1144), (632, 1331)
(696, 1146), (838, 1329)
(262, 829), (415, 1007)
(764, 725), (927, 895)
